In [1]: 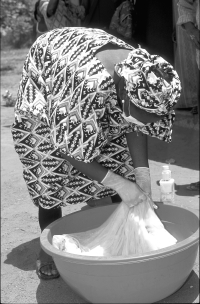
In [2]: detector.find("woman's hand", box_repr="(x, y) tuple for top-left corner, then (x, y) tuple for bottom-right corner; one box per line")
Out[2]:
(133, 167), (157, 209)
(101, 170), (150, 208)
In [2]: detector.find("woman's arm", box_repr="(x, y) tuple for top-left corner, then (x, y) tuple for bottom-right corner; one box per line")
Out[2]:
(60, 131), (149, 181)
(39, 0), (59, 18)
(125, 131), (149, 168)
(126, 131), (153, 200)
(60, 130), (154, 207)
(46, 0), (59, 17)
(60, 152), (108, 183)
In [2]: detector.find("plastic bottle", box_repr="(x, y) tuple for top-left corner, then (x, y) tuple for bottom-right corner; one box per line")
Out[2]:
(160, 165), (175, 203)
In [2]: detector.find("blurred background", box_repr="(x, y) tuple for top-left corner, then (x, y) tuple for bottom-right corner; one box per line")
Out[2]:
(0, 0), (199, 110)
(0, 0), (38, 49)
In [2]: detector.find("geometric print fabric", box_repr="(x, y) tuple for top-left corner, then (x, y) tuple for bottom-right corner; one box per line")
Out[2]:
(11, 116), (135, 208)
(11, 27), (173, 209)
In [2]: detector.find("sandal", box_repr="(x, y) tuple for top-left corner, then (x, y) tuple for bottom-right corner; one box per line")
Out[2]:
(186, 181), (199, 191)
(36, 259), (60, 280)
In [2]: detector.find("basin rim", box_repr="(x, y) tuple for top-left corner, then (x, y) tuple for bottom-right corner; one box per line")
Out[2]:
(40, 203), (199, 264)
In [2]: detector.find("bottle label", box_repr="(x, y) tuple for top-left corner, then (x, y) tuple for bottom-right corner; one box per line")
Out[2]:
(160, 183), (173, 193)
(160, 180), (175, 203)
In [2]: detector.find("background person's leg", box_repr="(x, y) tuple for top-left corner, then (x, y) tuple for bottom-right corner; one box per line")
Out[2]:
(187, 66), (199, 191)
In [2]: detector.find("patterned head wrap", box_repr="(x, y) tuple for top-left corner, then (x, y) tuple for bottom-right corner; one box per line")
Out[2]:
(115, 48), (182, 142)
(115, 48), (181, 115)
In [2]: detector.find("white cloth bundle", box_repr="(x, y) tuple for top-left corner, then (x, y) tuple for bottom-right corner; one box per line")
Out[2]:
(53, 198), (177, 257)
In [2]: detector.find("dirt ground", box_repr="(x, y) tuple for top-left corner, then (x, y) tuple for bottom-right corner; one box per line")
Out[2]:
(1, 49), (199, 304)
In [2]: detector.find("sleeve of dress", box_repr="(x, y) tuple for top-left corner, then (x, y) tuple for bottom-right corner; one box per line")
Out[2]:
(106, 91), (176, 143)
(137, 111), (176, 143)
(177, 0), (196, 26)
(118, 112), (175, 143)
(105, 91), (175, 143)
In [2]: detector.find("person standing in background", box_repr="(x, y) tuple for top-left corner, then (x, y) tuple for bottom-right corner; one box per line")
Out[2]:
(83, 0), (124, 31)
(177, 0), (200, 68)
(34, 0), (136, 44)
(108, 0), (137, 43)
(173, 0), (199, 110)
(83, 0), (136, 45)
(133, 0), (174, 65)
(177, 0), (199, 112)
(177, 0), (199, 191)
(34, 0), (89, 34)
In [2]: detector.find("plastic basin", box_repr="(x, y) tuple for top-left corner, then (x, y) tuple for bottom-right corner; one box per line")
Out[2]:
(41, 203), (199, 303)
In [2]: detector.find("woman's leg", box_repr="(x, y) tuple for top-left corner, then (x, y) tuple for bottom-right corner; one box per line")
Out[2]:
(11, 118), (63, 279)
(39, 205), (62, 231)
(37, 205), (62, 279)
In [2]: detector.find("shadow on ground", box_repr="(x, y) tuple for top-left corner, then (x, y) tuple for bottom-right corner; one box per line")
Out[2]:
(156, 181), (199, 197)
(156, 270), (199, 303)
(4, 238), (40, 271)
(3, 237), (87, 303)
(34, 264), (200, 304)
(35, 270), (199, 304)
(148, 125), (199, 171)
(36, 278), (87, 304)
(175, 184), (199, 198)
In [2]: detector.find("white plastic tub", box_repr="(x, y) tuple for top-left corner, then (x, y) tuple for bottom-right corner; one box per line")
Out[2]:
(41, 203), (199, 303)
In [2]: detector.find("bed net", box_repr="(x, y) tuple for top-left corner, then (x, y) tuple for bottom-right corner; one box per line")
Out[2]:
(52, 195), (177, 257)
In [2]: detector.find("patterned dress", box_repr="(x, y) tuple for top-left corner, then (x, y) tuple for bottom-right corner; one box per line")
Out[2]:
(11, 27), (171, 209)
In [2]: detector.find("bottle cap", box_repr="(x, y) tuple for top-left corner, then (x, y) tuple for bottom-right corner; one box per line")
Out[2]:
(162, 165), (171, 180)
